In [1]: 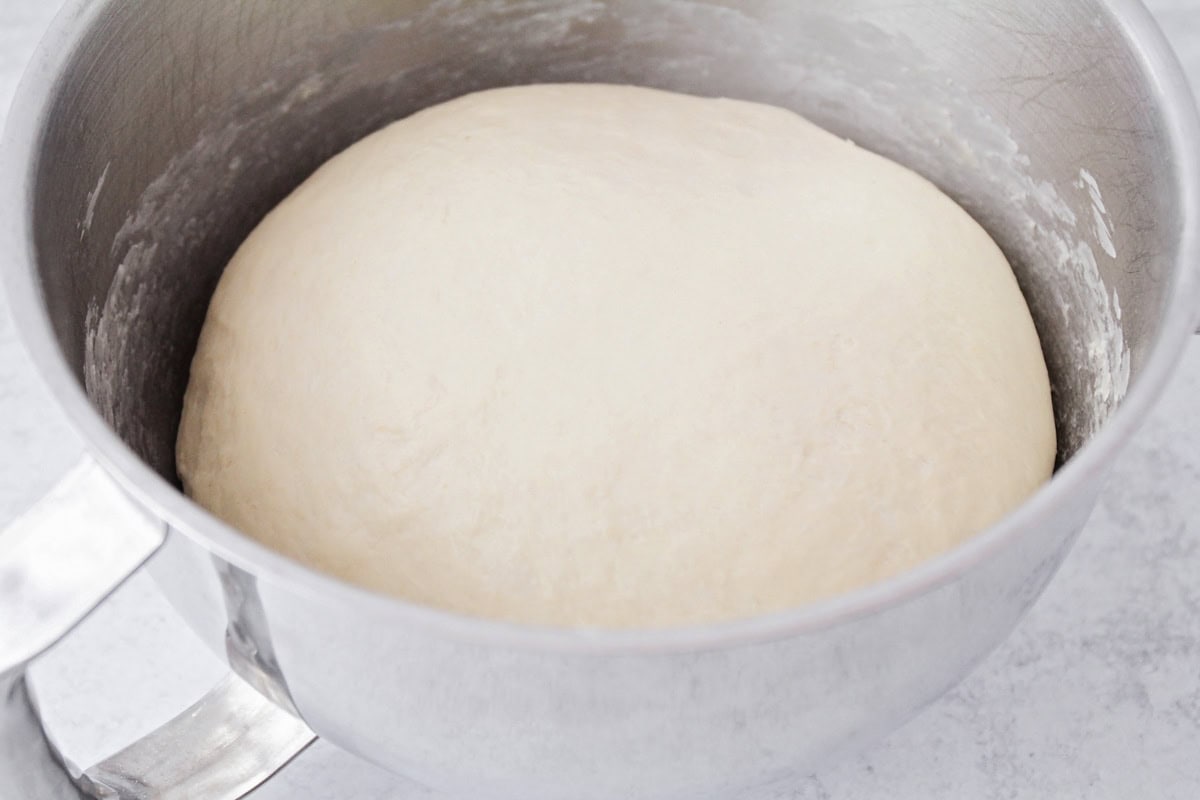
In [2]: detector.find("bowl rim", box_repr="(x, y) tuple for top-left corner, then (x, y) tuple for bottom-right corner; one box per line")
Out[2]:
(4, 0), (1199, 656)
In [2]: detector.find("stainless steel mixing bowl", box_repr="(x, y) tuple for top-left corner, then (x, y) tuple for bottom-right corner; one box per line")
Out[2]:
(3, 1), (1199, 798)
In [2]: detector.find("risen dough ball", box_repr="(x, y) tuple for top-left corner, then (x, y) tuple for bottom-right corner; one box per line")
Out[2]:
(178, 84), (1055, 628)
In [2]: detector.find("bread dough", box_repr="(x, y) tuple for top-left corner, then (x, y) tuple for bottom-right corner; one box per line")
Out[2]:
(177, 83), (1055, 628)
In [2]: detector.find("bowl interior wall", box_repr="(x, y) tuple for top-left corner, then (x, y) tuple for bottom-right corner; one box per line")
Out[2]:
(27, 0), (1181, 482)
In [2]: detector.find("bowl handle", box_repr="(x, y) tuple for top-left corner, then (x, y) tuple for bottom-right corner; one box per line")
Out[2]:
(0, 456), (315, 799)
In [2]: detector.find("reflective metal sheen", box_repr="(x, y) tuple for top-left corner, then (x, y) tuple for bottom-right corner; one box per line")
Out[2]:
(0, 462), (313, 799)
(79, 676), (315, 800)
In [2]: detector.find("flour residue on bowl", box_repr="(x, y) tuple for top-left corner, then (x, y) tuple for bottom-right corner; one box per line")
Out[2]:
(1076, 168), (1117, 260)
(81, 0), (1134, 473)
(79, 161), (110, 240)
(686, 1), (1133, 454)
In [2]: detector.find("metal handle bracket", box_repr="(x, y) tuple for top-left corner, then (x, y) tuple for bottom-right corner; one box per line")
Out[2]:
(1, 457), (315, 799)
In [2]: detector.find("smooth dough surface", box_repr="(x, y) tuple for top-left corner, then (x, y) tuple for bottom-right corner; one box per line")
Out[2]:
(178, 83), (1055, 628)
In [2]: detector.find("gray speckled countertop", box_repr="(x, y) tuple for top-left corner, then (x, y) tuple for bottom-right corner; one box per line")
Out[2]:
(4, 2), (1200, 798)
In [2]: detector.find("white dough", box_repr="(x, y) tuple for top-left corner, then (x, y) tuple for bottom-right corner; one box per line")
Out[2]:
(177, 84), (1055, 628)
